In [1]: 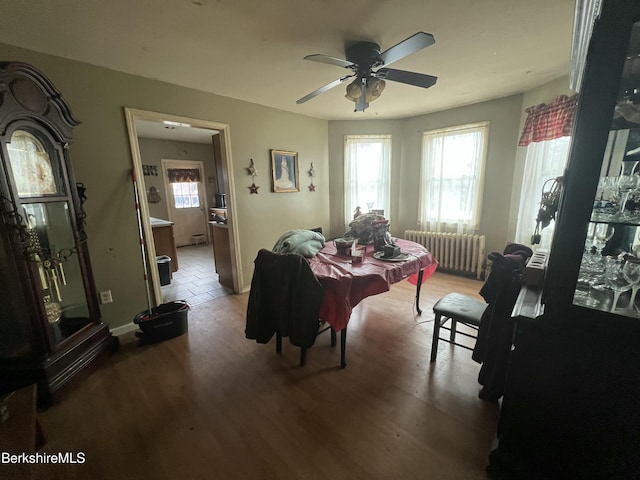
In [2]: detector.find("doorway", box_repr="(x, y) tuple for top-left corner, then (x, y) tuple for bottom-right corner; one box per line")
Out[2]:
(124, 108), (242, 305)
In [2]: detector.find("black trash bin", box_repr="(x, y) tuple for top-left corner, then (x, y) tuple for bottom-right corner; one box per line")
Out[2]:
(156, 255), (171, 286)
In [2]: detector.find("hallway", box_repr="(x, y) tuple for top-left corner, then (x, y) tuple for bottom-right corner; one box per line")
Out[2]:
(160, 244), (233, 305)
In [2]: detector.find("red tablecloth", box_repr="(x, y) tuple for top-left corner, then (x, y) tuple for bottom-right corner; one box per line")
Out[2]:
(309, 238), (437, 331)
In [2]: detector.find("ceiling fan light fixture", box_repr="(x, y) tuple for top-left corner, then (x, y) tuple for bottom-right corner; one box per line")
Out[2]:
(345, 77), (386, 103)
(345, 79), (362, 101)
(367, 78), (385, 102)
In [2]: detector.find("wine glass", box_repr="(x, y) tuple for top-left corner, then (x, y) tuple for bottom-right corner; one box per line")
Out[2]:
(595, 177), (617, 220)
(593, 224), (615, 256)
(584, 222), (596, 254)
(616, 161), (640, 219)
(604, 257), (632, 313)
(575, 254), (605, 307)
(623, 261), (640, 314)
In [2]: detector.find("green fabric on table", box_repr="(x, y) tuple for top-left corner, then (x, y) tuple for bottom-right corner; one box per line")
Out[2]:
(272, 229), (326, 258)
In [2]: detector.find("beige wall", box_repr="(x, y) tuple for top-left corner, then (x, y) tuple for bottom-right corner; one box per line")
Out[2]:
(328, 95), (524, 255)
(0, 43), (330, 330)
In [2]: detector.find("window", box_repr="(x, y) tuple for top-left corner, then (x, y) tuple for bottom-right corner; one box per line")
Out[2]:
(344, 135), (391, 226)
(418, 122), (488, 233)
(514, 137), (570, 246)
(514, 94), (577, 247)
(171, 182), (200, 209)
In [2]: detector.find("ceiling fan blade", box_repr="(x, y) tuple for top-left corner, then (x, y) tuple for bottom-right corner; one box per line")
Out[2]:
(296, 75), (355, 104)
(304, 54), (355, 69)
(378, 32), (435, 67)
(375, 68), (437, 89)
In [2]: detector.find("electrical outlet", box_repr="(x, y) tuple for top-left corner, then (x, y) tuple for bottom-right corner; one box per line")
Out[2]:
(100, 290), (113, 304)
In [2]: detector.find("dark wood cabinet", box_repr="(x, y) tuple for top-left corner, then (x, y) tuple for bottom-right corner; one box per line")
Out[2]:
(0, 62), (118, 406)
(489, 2), (640, 478)
(151, 218), (179, 273)
(209, 222), (233, 289)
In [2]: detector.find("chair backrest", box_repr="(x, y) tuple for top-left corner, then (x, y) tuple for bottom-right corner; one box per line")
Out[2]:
(245, 249), (324, 349)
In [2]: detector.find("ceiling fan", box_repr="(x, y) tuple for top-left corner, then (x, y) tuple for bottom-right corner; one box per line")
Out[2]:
(296, 32), (437, 112)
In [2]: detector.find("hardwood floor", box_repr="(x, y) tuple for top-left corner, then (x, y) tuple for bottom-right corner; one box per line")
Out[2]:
(32, 272), (498, 480)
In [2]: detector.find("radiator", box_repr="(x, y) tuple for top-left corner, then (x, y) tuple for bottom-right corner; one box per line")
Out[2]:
(404, 230), (486, 279)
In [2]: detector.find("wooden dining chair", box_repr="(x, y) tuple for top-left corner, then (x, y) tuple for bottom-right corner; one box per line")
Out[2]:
(430, 292), (487, 362)
(430, 244), (533, 402)
(245, 249), (335, 366)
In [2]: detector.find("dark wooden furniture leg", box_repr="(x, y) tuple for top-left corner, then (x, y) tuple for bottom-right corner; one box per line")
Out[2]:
(340, 328), (347, 368)
(415, 269), (424, 315)
(431, 312), (442, 362)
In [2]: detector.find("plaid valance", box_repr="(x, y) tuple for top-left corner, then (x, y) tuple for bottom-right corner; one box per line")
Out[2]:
(518, 94), (579, 146)
(167, 168), (201, 183)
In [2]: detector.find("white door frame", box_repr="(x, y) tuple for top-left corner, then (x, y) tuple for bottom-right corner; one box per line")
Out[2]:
(124, 108), (242, 304)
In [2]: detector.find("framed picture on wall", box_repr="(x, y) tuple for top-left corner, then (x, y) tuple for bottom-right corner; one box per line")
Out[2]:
(271, 149), (299, 193)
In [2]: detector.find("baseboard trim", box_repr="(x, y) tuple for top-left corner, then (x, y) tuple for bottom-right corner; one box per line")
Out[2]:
(110, 322), (138, 337)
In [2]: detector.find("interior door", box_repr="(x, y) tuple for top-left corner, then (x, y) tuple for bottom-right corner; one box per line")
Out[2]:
(162, 160), (208, 247)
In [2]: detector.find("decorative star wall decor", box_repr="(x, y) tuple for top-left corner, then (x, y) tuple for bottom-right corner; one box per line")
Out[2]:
(308, 162), (316, 192)
(246, 158), (260, 194)
(246, 158), (258, 177)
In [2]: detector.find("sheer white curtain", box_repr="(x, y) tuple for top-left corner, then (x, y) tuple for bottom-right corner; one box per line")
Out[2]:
(514, 137), (571, 247)
(344, 135), (391, 227)
(418, 122), (488, 234)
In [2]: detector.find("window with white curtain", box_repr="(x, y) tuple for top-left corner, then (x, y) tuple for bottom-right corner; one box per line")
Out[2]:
(514, 137), (571, 246)
(418, 122), (488, 233)
(514, 94), (577, 248)
(344, 135), (391, 227)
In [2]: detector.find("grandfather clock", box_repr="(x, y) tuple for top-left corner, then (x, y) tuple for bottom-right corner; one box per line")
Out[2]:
(0, 62), (118, 406)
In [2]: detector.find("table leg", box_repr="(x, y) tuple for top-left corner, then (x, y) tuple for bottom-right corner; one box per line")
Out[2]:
(415, 269), (424, 315)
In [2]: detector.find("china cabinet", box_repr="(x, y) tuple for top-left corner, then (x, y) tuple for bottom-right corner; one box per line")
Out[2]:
(489, 1), (640, 477)
(0, 62), (118, 406)
(488, 0), (640, 479)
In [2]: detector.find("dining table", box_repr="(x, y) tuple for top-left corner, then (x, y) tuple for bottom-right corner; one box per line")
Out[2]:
(308, 238), (437, 367)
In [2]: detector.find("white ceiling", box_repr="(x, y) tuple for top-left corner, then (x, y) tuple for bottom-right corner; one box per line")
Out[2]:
(0, 0), (575, 121)
(135, 119), (219, 144)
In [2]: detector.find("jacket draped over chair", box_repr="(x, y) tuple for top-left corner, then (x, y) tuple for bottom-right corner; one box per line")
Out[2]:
(472, 243), (533, 401)
(245, 249), (324, 349)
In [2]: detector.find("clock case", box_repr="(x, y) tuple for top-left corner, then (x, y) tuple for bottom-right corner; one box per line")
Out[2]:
(0, 62), (118, 406)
